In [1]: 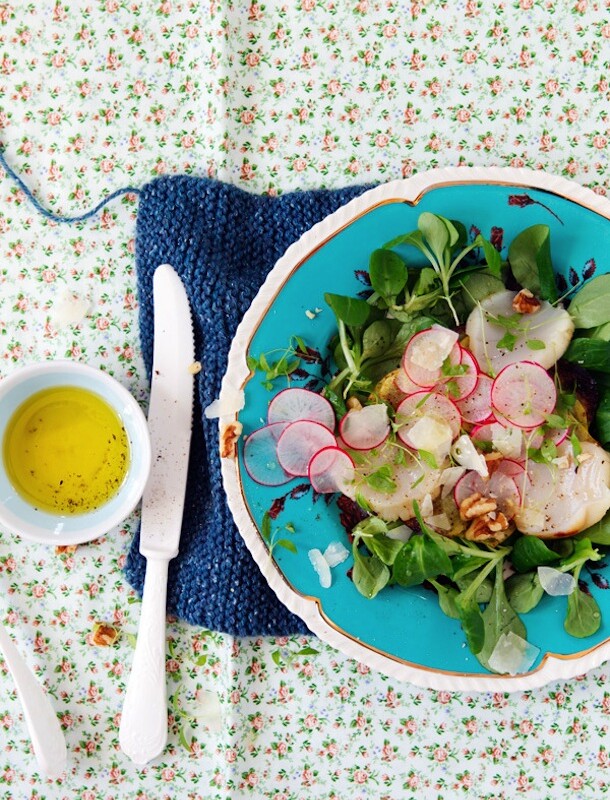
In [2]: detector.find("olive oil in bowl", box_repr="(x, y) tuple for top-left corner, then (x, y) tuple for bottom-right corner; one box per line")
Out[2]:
(3, 385), (130, 515)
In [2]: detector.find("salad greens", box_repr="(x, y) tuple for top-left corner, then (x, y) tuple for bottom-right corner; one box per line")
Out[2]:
(320, 212), (610, 672)
(247, 210), (610, 674)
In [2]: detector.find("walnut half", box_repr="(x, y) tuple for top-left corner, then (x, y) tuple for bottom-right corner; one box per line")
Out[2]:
(458, 491), (513, 546)
(458, 492), (498, 521)
(220, 421), (243, 459)
(464, 511), (513, 546)
(512, 288), (541, 314)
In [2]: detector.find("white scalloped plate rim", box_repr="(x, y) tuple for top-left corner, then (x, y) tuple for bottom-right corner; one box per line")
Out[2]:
(220, 166), (610, 692)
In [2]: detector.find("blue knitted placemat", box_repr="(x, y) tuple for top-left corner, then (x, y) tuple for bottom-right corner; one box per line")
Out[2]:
(124, 176), (370, 637)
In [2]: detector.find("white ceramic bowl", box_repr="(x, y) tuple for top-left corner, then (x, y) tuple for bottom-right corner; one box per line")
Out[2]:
(0, 361), (151, 546)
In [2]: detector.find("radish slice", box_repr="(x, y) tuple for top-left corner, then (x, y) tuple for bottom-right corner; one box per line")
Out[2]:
(487, 471), (521, 517)
(402, 326), (460, 388)
(453, 469), (486, 505)
(547, 426), (569, 446)
(491, 361), (557, 429)
(470, 420), (506, 446)
(268, 387), (335, 431)
(308, 446), (356, 494)
(471, 420), (523, 459)
(243, 422), (293, 486)
(443, 346), (479, 401)
(339, 404), (390, 450)
(456, 373), (494, 424)
(522, 428), (544, 450)
(495, 457), (526, 479)
(276, 420), (337, 476)
(395, 367), (424, 395)
(396, 391), (462, 441)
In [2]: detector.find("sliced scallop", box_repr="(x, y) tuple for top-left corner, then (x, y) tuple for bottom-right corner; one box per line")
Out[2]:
(465, 290), (574, 375)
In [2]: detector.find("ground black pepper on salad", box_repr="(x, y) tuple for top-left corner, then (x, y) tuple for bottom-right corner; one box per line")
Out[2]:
(240, 212), (610, 675)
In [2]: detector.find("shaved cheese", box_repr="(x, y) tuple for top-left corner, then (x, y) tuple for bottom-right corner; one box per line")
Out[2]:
(488, 631), (540, 676)
(491, 425), (522, 458)
(308, 548), (332, 588)
(451, 435), (489, 477)
(537, 566), (576, 596)
(204, 385), (245, 419)
(440, 466), (466, 497)
(427, 513), (451, 531)
(407, 416), (453, 457)
(309, 542), (350, 587)
(420, 492), (433, 517)
(323, 541), (349, 568)
(409, 325), (458, 370)
(386, 524), (413, 542)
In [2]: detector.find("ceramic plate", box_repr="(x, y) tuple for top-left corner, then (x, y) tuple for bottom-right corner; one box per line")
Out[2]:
(221, 167), (610, 691)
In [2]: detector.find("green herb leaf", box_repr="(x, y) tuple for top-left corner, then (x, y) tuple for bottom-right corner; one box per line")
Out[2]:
(362, 319), (393, 360)
(508, 224), (557, 302)
(594, 388), (610, 446)
(478, 236), (503, 278)
(540, 438), (557, 462)
(568, 274), (610, 328)
(367, 534), (407, 566)
(352, 543), (390, 599)
(418, 212), (451, 266)
(564, 587), (602, 638)
(456, 574), (493, 604)
(563, 338), (610, 373)
(460, 272), (506, 312)
(511, 536), (561, 573)
(497, 331), (518, 351)
(323, 385), (347, 420)
(433, 582), (461, 619)
(324, 292), (371, 326)
(383, 229), (425, 252)
(393, 534), (452, 588)
(275, 539), (298, 554)
(261, 512), (272, 543)
(577, 510), (610, 546)
(476, 561), (527, 672)
(451, 553), (489, 581)
(526, 339), (546, 350)
(569, 433), (582, 462)
(417, 449), (438, 469)
(455, 591), (485, 654)
(355, 492), (373, 513)
(369, 248), (408, 300)
(412, 266), (440, 297)
(365, 465), (397, 493)
(505, 572), (545, 614)
(558, 537), (601, 573)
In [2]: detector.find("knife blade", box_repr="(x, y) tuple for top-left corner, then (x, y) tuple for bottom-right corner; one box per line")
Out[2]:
(119, 263), (195, 765)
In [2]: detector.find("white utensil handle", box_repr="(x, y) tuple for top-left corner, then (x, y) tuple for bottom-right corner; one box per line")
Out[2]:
(119, 557), (170, 765)
(0, 624), (67, 778)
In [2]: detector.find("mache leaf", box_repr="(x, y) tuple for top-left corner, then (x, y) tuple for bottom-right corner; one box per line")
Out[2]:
(568, 274), (610, 329)
(369, 249), (408, 300)
(324, 292), (371, 326)
(508, 224), (557, 302)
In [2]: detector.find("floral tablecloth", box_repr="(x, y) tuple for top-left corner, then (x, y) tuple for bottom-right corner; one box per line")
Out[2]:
(1, 2), (610, 798)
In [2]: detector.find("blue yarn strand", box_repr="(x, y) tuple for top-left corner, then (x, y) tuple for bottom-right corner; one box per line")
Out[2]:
(0, 145), (140, 223)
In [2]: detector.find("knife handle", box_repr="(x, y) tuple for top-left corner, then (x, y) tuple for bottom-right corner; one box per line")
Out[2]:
(0, 624), (67, 778)
(119, 557), (169, 765)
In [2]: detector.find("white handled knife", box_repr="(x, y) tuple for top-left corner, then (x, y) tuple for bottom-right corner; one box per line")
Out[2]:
(119, 263), (195, 766)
